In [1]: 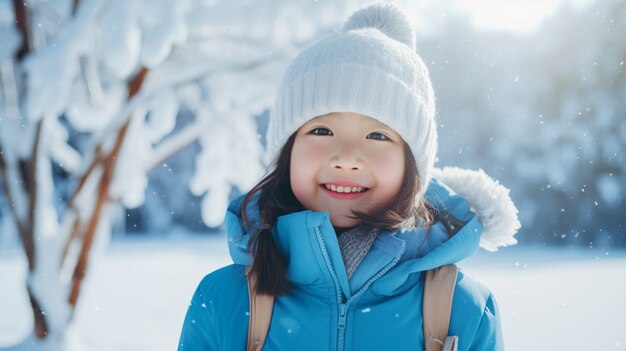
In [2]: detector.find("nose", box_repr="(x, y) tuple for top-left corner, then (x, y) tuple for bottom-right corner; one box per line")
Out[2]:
(330, 147), (364, 171)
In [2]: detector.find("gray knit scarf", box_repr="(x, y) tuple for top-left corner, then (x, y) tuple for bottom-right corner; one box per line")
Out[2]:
(337, 225), (380, 279)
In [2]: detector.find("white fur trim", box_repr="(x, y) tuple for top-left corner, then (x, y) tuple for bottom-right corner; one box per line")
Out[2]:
(433, 167), (521, 251)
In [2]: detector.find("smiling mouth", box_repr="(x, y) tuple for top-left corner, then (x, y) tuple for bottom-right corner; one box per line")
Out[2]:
(319, 184), (370, 200)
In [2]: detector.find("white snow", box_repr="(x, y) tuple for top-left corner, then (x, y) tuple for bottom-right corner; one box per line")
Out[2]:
(464, 246), (626, 351)
(138, 0), (190, 68)
(98, 0), (190, 77)
(99, 1), (141, 79)
(190, 116), (264, 227)
(65, 81), (126, 133)
(144, 88), (179, 143)
(44, 116), (82, 174)
(0, 26), (20, 61)
(1, 237), (624, 351)
(21, 0), (103, 122)
(108, 107), (150, 209)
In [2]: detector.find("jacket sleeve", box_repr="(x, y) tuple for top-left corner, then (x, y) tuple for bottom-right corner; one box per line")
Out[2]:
(469, 293), (505, 351)
(178, 277), (219, 351)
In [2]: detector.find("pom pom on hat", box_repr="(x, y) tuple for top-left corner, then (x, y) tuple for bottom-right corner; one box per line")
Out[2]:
(343, 3), (416, 50)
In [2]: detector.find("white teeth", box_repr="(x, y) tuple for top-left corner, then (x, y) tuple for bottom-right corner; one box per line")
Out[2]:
(323, 184), (366, 193)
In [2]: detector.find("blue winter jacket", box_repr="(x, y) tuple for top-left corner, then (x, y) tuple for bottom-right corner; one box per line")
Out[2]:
(179, 178), (504, 350)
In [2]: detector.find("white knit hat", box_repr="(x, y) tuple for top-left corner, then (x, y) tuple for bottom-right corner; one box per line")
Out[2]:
(267, 2), (437, 200)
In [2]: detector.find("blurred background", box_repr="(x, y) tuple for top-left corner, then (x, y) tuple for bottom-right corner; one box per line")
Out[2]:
(0, 0), (624, 350)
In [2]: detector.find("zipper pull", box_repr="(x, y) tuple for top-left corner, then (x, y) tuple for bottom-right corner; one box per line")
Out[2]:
(340, 303), (347, 317)
(338, 303), (347, 330)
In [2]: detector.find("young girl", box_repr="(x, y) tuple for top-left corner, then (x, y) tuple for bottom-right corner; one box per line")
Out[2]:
(179, 3), (520, 351)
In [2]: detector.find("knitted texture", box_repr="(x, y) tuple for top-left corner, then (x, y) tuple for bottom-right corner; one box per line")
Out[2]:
(337, 226), (380, 279)
(266, 2), (437, 201)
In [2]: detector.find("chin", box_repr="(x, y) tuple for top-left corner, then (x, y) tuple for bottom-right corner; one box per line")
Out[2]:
(329, 214), (360, 229)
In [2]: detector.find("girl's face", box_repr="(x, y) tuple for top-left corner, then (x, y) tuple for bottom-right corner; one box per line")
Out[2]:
(290, 112), (405, 228)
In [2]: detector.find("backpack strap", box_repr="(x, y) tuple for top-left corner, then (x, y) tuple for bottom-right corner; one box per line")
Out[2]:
(246, 267), (275, 351)
(245, 265), (459, 351)
(423, 264), (459, 351)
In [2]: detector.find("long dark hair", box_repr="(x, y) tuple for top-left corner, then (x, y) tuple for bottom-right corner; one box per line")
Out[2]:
(241, 131), (434, 297)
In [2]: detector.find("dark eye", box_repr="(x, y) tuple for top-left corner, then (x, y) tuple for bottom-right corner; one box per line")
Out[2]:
(367, 132), (391, 141)
(311, 127), (333, 136)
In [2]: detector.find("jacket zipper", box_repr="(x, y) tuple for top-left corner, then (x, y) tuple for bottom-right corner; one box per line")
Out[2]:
(337, 256), (400, 351)
(313, 227), (347, 348)
(314, 226), (401, 351)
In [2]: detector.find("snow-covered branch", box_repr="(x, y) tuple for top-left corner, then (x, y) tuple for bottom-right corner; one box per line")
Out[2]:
(145, 121), (204, 172)
(0, 0), (350, 349)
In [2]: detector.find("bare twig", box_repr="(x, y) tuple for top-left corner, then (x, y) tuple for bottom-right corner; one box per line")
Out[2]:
(128, 67), (149, 97)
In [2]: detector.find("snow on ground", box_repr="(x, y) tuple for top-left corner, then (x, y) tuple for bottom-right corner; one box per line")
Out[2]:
(463, 245), (626, 351)
(1, 235), (625, 351)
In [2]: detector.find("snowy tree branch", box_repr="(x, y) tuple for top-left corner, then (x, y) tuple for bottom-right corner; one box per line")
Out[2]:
(10, 0), (53, 340)
(67, 148), (105, 210)
(68, 67), (149, 307)
(69, 119), (131, 306)
(72, 0), (82, 16)
(0, 1), (345, 348)
(145, 121), (205, 171)
(0, 148), (28, 241)
(12, 0), (31, 60)
(27, 285), (49, 339)
(24, 120), (42, 271)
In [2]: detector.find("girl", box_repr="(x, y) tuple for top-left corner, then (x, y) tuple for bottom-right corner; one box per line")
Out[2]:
(179, 3), (520, 351)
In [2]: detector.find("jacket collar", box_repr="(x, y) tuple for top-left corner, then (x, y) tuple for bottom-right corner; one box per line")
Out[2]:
(225, 178), (482, 298)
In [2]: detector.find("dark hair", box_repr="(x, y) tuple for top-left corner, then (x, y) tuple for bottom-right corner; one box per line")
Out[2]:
(241, 131), (433, 296)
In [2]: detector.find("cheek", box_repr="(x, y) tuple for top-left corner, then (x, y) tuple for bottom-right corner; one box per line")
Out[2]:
(371, 148), (405, 197)
(290, 138), (324, 202)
